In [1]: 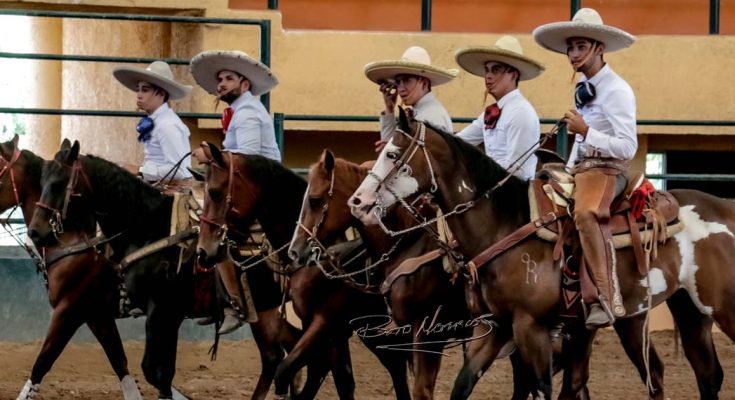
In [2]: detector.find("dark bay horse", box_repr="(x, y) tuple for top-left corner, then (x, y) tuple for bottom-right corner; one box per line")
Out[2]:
(0, 136), (141, 400)
(349, 110), (735, 399)
(26, 139), (294, 400)
(289, 150), (479, 400)
(194, 143), (411, 400)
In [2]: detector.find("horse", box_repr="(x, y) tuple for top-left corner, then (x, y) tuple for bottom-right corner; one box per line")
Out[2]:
(194, 143), (411, 400)
(288, 149), (483, 400)
(0, 136), (142, 400)
(349, 109), (735, 399)
(26, 139), (295, 400)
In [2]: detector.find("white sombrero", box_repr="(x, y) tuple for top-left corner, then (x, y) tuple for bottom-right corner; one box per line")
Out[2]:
(533, 8), (635, 54)
(455, 36), (545, 81)
(190, 50), (279, 96)
(364, 46), (459, 86)
(113, 61), (192, 100)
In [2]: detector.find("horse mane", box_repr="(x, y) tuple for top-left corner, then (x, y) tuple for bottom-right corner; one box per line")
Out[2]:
(20, 149), (44, 189)
(234, 154), (306, 198)
(425, 123), (530, 220)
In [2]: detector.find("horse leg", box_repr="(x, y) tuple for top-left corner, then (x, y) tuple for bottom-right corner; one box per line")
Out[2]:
(329, 336), (357, 400)
(290, 345), (333, 400)
(556, 323), (594, 400)
(19, 303), (84, 399)
(142, 305), (184, 400)
(87, 315), (142, 400)
(512, 314), (553, 399)
(273, 316), (329, 399)
(248, 307), (289, 399)
(667, 290), (723, 400)
(611, 314), (665, 399)
(451, 323), (512, 400)
(411, 342), (443, 400)
(370, 346), (410, 400)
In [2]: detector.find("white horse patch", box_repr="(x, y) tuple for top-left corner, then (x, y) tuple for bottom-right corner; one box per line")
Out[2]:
(674, 205), (735, 315)
(639, 267), (667, 295)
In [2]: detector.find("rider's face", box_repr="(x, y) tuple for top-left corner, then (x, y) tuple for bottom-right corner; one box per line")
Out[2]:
(135, 82), (166, 114)
(395, 74), (429, 106)
(483, 62), (517, 99)
(217, 70), (250, 103)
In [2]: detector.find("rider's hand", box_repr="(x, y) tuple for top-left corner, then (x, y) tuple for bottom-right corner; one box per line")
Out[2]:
(380, 82), (398, 113)
(563, 109), (589, 138)
(374, 139), (388, 153)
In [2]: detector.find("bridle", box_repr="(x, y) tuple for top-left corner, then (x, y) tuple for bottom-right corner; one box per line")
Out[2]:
(295, 164), (336, 265)
(35, 158), (92, 238)
(0, 148), (22, 213)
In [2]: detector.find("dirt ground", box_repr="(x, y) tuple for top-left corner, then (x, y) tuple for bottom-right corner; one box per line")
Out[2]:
(0, 330), (732, 399)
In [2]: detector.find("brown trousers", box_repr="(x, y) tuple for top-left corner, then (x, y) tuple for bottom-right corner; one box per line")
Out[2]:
(573, 167), (619, 312)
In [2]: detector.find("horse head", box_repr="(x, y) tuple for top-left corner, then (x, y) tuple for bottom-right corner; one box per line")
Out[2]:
(28, 139), (93, 247)
(196, 142), (261, 267)
(0, 134), (30, 212)
(288, 149), (367, 268)
(349, 107), (449, 225)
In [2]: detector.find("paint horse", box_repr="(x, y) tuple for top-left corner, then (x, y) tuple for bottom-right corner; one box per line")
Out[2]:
(288, 149), (568, 400)
(27, 139), (297, 400)
(0, 136), (142, 400)
(194, 143), (411, 400)
(349, 109), (735, 399)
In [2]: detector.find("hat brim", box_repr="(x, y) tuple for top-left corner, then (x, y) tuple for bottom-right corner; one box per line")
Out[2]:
(113, 66), (192, 100)
(190, 51), (279, 97)
(364, 61), (458, 86)
(533, 22), (635, 54)
(455, 47), (545, 81)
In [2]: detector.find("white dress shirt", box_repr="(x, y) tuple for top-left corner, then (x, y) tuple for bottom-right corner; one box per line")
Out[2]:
(567, 64), (637, 167)
(223, 91), (282, 162)
(379, 92), (453, 139)
(139, 103), (193, 181)
(456, 89), (539, 180)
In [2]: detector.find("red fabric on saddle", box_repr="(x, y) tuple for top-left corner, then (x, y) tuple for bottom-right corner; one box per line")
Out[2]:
(221, 106), (234, 135)
(629, 180), (656, 220)
(484, 103), (502, 129)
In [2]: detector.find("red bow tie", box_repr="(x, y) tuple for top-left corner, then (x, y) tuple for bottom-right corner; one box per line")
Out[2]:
(484, 103), (502, 129)
(221, 106), (234, 134)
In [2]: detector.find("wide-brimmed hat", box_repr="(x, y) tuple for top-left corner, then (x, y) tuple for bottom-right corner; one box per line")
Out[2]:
(532, 8), (635, 54)
(190, 50), (279, 96)
(455, 36), (545, 81)
(113, 61), (192, 100)
(364, 46), (459, 86)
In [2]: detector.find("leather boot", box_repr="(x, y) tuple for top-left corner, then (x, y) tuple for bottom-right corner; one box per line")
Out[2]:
(195, 315), (216, 326)
(585, 301), (615, 329)
(218, 307), (244, 334)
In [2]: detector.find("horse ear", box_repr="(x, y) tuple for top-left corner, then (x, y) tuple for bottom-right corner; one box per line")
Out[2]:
(60, 138), (71, 151)
(398, 107), (411, 133)
(11, 134), (18, 149)
(208, 142), (225, 167)
(66, 140), (80, 164)
(321, 149), (335, 173)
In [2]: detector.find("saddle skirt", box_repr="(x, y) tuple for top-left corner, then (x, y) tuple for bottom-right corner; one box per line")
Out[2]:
(530, 163), (684, 249)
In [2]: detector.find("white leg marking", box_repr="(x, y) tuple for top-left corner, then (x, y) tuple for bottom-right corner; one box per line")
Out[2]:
(674, 205), (734, 315)
(639, 267), (668, 295)
(16, 379), (39, 400)
(120, 375), (142, 400)
(171, 387), (189, 400)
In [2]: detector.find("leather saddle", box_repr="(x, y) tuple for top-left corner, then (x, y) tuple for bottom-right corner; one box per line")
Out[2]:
(530, 163), (683, 250)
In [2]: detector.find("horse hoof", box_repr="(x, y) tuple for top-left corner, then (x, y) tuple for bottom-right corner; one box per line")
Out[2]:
(16, 379), (40, 400)
(120, 375), (142, 400)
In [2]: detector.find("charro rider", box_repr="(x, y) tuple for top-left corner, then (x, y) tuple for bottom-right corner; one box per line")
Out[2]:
(190, 50), (280, 334)
(365, 46), (457, 152)
(455, 35), (545, 180)
(533, 8), (637, 328)
(112, 61), (194, 191)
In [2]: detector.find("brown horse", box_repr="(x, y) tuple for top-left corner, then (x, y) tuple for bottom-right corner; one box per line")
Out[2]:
(288, 150), (485, 400)
(349, 110), (735, 399)
(194, 143), (412, 400)
(0, 136), (141, 400)
(27, 139), (299, 400)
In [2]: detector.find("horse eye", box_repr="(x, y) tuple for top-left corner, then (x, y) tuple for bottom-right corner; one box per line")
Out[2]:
(386, 151), (399, 160)
(308, 196), (323, 208)
(208, 189), (222, 200)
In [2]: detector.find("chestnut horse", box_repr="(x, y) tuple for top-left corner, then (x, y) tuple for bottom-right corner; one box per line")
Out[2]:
(194, 143), (411, 400)
(26, 140), (297, 400)
(288, 150), (484, 400)
(0, 136), (141, 400)
(349, 110), (735, 399)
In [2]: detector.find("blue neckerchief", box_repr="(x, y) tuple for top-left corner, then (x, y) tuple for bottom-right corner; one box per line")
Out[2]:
(575, 81), (596, 109)
(136, 116), (154, 143)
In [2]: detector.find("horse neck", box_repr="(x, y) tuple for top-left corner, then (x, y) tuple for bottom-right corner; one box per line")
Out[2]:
(252, 168), (308, 252)
(82, 157), (172, 244)
(17, 151), (43, 227)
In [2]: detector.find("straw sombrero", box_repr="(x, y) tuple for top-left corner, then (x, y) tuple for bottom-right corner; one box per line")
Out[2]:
(364, 46), (459, 86)
(113, 61), (192, 100)
(533, 8), (635, 54)
(190, 50), (279, 96)
(455, 36), (545, 81)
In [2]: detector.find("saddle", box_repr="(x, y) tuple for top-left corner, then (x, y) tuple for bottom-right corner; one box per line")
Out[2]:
(530, 163), (683, 252)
